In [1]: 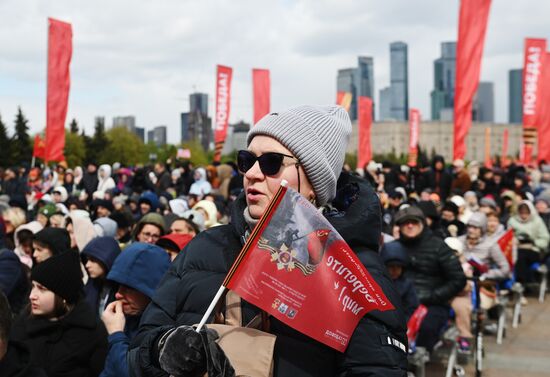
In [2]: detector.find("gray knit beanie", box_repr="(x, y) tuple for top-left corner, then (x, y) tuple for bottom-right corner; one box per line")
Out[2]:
(247, 105), (351, 206)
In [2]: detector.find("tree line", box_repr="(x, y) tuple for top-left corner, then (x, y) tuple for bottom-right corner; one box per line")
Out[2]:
(0, 107), (220, 168)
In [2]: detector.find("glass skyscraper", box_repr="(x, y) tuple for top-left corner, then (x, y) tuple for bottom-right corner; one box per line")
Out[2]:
(509, 69), (523, 124)
(337, 68), (358, 120)
(431, 42), (456, 120)
(390, 42), (408, 121)
(357, 56), (375, 120)
(473, 82), (494, 123)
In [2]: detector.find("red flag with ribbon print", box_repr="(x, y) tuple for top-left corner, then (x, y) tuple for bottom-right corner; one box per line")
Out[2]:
(521, 38), (547, 164)
(408, 109), (421, 167)
(357, 96), (373, 169)
(45, 18), (72, 162)
(214, 65), (233, 163)
(453, 0), (492, 160)
(497, 229), (514, 269)
(222, 184), (394, 352)
(253, 69), (270, 125)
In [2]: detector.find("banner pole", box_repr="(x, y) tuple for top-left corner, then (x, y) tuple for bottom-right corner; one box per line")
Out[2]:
(195, 285), (226, 332)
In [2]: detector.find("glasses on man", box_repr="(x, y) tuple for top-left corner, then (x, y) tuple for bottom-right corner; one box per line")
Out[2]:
(237, 150), (300, 176)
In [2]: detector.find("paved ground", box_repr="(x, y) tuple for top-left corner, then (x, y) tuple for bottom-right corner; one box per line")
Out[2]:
(423, 292), (550, 376)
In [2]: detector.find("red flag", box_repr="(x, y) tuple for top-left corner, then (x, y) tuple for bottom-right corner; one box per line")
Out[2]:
(45, 18), (72, 162)
(252, 69), (270, 125)
(33, 134), (46, 159)
(453, 0), (492, 160)
(497, 229), (514, 269)
(336, 91), (353, 113)
(501, 128), (509, 163)
(407, 304), (428, 344)
(537, 52), (550, 163)
(484, 127), (492, 167)
(213, 65), (233, 163)
(522, 39), (547, 164)
(408, 109), (421, 167)
(357, 97), (373, 170)
(225, 185), (394, 352)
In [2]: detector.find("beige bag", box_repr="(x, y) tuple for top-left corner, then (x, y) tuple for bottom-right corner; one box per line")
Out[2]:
(206, 291), (276, 377)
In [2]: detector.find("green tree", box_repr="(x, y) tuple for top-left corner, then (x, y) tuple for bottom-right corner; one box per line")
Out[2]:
(0, 114), (12, 167)
(86, 117), (110, 164)
(69, 118), (79, 134)
(12, 107), (32, 165)
(64, 129), (86, 167)
(103, 126), (145, 165)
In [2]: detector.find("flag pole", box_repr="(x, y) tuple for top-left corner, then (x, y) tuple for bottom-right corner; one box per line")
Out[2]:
(195, 180), (288, 333)
(195, 285), (226, 332)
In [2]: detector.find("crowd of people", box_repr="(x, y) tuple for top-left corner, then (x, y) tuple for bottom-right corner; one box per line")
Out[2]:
(0, 104), (549, 376)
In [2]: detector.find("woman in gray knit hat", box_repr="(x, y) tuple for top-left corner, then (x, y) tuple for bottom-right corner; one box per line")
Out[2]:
(129, 105), (408, 377)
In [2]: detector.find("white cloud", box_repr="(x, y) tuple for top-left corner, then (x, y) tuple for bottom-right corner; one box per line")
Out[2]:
(0, 0), (549, 144)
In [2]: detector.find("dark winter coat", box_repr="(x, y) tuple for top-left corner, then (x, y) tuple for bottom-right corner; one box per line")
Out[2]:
(128, 172), (408, 377)
(380, 242), (419, 320)
(11, 300), (108, 377)
(392, 228), (466, 306)
(0, 341), (48, 377)
(100, 243), (171, 377)
(80, 172), (99, 199)
(423, 156), (452, 201)
(0, 248), (29, 315)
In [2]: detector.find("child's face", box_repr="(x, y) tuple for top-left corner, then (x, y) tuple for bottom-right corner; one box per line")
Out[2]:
(387, 264), (403, 280)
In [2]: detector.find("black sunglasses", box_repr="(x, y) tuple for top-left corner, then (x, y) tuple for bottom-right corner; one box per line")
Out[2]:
(237, 150), (299, 176)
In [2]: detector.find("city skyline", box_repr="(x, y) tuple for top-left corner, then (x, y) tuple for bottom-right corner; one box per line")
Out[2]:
(0, 0), (549, 144)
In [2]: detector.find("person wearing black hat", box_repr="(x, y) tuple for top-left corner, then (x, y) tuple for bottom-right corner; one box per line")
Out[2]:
(10, 252), (108, 376)
(440, 201), (466, 237)
(32, 228), (71, 264)
(389, 205), (466, 353)
(94, 199), (114, 219)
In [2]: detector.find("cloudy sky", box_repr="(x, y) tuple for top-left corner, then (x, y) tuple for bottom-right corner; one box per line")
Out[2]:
(0, 0), (549, 143)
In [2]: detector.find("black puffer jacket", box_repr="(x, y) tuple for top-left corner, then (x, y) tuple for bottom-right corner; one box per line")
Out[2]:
(129, 172), (407, 376)
(11, 300), (108, 377)
(392, 229), (466, 306)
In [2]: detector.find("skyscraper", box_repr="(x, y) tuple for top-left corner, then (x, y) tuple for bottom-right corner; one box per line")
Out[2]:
(431, 42), (456, 120)
(181, 93), (212, 150)
(112, 116), (136, 130)
(337, 68), (357, 120)
(148, 126), (167, 147)
(379, 87), (392, 121)
(357, 56), (375, 120)
(390, 42), (408, 120)
(190, 93), (208, 115)
(473, 82), (494, 123)
(509, 69), (523, 124)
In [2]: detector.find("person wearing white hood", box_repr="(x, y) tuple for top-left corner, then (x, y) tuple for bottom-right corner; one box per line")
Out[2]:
(188, 167), (211, 199)
(508, 200), (550, 284)
(93, 164), (116, 200)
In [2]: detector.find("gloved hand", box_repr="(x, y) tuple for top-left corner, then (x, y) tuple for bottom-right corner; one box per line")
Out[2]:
(158, 325), (234, 377)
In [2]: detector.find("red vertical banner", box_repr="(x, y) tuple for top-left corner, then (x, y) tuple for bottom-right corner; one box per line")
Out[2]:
(537, 52), (550, 163)
(252, 68), (270, 125)
(213, 65), (233, 162)
(45, 18), (72, 162)
(453, 0), (492, 160)
(501, 128), (509, 164)
(522, 38), (547, 164)
(408, 109), (421, 167)
(484, 127), (492, 167)
(357, 96), (373, 170)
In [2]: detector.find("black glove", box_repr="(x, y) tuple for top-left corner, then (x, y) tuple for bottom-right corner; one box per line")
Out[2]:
(157, 325), (234, 377)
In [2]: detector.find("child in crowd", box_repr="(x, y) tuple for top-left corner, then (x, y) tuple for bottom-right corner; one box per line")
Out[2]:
(380, 241), (419, 320)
